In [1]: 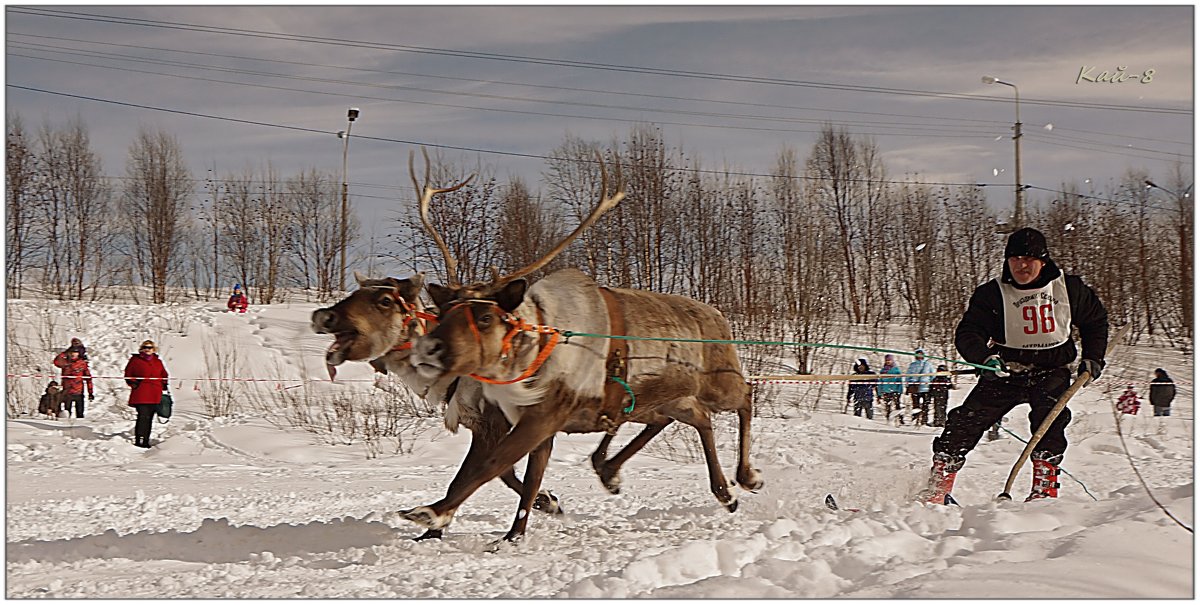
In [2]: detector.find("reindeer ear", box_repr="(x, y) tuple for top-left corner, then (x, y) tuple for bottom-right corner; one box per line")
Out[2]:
(427, 283), (456, 308)
(353, 270), (370, 287)
(495, 279), (528, 312)
(387, 276), (424, 303)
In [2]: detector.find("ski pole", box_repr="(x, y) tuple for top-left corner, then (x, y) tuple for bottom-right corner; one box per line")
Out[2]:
(997, 323), (1130, 501)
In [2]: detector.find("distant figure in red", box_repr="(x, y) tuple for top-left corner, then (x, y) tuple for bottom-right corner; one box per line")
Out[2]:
(1116, 385), (1140, 416)
(124, 339), (169, 448)
(227, 284), (248, 313)
(53, 347), (94, 418)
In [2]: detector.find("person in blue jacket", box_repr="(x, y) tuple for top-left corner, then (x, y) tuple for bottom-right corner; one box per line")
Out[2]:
(877, 354), (904, 425)
(905, 348), (937, 426)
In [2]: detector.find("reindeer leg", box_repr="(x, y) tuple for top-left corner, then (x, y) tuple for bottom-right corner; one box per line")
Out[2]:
(400, 410), (566, 531)
(734, 405), (764, 492)
(477, 404), (561, 515)
(503, 434), (555, 542)
(593, 420), (672, 494)
(668, 400), (738, 512)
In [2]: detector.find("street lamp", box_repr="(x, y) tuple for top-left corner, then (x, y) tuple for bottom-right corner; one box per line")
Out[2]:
(338, 107), (360, 292)
(982, 75), (1023, 229)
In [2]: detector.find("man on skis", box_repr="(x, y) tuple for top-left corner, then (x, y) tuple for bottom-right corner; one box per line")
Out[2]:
(920, 227), (1108, 504)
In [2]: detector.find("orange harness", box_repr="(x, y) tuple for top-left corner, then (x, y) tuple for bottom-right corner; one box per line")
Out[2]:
(389, 298), (439, 353)
(445, 300), (561, 385)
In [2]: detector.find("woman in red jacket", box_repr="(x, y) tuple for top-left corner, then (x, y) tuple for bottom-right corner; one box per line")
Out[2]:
(123, 340), (169, 448)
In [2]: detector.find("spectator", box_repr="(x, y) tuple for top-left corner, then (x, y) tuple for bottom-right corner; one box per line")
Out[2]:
(847, 358), (877, 420)
(123, 340), (169, 448)
(227, 284), (248, 313)
(38, 380), (65, 419)
(929, 365), (953, 427)
(905, 348), (936, 426)
(64, 337), (88, 360)
(878, 354), (904, 424)
(53, 347), (94, 418)
(1116, 384), (1140, 416)
(1149, 368), (1175, 417)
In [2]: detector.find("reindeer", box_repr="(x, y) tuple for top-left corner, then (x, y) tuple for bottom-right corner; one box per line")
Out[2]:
(310, 158), (560, 541)
(403, 160), (763, 542)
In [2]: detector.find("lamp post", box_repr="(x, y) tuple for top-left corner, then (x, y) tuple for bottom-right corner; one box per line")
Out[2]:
(338, 107), (360, 292)
(982, 75), (1023, 229)
(1146, 179), (1194, 339)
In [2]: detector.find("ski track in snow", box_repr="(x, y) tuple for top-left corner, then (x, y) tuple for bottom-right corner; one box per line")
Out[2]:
(5, 301), (1193, 598)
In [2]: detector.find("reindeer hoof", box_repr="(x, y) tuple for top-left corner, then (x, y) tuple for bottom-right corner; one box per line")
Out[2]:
(412, 528), (444, 541)
(598, 469), (622, 494)
(533, 491), (563, 515)
(725, 499), (739, 513)
(399, 506), (451, 529)
(738, 468), (764, 493)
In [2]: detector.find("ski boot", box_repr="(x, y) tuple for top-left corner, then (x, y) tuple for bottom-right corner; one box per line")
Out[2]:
(1026, 451), (1062, 501)
(918, 452), (963, 504)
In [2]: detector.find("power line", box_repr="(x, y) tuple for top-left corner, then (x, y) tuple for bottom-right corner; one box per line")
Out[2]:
(11, 46), (1188, 163)
(7, 49), (999, 139)
(10, 84), (1190, 214)
(10, 6), (1190, 116)
(7, 31), (1011, 129)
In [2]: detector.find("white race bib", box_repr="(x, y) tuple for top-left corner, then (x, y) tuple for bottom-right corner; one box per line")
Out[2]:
(997, 275), (1071, 350)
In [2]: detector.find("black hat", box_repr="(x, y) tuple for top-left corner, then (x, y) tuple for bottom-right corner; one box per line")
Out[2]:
(1005, 227), (1050, 260)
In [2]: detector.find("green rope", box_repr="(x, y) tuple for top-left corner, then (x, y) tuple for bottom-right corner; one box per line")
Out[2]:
(997, 425), (1098, 501)
(609, 376), (636, 413)
(560, 330), (996, 373)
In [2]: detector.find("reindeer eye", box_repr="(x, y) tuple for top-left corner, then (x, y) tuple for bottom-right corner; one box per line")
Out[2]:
(378, 296), (394, 308)
(477, 311), (494, 328)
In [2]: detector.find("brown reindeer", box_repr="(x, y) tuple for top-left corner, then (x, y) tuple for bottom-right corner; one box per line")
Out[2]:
(404, 166), (763, 542)
(310, 158), (560, 541)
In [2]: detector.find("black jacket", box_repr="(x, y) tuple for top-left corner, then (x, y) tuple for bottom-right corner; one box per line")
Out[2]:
(955, 259), (1108, 370)
(1150, 375), (1176, 407)
(847, 370), (877, 403)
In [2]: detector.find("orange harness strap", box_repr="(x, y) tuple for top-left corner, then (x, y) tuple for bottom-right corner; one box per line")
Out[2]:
(468, 304), (561, 385)
(389, 300), (438, 353)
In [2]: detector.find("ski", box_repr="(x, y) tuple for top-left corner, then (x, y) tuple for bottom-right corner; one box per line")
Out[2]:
(824, 493), (861, 512)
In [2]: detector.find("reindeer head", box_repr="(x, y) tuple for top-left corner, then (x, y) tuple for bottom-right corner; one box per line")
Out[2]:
(411, 152), (623, 382)
(311, 272), (427, 367)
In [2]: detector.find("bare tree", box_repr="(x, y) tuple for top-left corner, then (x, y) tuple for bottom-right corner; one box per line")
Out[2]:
(122, 128), (193, 303)
(494, 177), (559, 275)
(6, 114), (36, 298)
(806, 125), (885, 324)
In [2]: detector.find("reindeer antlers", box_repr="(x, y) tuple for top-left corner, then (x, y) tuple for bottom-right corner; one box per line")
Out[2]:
(491, 153), (624, 286)
(410, 148), (475, 288)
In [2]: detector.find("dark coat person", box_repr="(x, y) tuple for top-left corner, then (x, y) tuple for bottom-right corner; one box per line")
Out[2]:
(1149, 368), (1176, 417)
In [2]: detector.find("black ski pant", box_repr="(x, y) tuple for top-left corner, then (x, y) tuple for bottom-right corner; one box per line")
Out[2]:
(930, 391), (949, 426)
(851, 397), (874, 420)
(65, 394), (85, 418)
(133, 404), (157, 445)
(932, 367), (1072, 464)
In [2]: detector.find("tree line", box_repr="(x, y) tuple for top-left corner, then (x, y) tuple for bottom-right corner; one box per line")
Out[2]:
(7, 115), (1192, 365)
(6, 113), (359, 304)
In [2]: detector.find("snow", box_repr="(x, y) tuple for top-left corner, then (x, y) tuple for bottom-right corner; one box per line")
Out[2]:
(4, 299), (1193, 598)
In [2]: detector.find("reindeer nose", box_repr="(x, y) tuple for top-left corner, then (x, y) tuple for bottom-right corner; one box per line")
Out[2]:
(311, 308), (338, 334)
(417, 336), (443, 359)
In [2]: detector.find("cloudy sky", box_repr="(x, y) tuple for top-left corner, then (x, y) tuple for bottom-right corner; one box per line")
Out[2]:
(6, 5), (1193, 265)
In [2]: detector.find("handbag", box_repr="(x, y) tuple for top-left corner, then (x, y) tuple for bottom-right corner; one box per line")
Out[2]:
(156, 390), (173, 421)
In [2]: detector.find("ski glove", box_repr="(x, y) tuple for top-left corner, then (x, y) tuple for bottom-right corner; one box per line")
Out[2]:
(981, 355), (1009, 380)
(1078, 359), (1102, 387)
(88, 393), (94, 401)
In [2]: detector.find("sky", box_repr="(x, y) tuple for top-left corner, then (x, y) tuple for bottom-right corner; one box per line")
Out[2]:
(4, 295), (1192, 597)
(5, 4), (1194, 275)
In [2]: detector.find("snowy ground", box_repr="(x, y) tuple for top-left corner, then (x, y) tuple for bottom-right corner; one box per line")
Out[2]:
(4, 299), (1194, 598)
